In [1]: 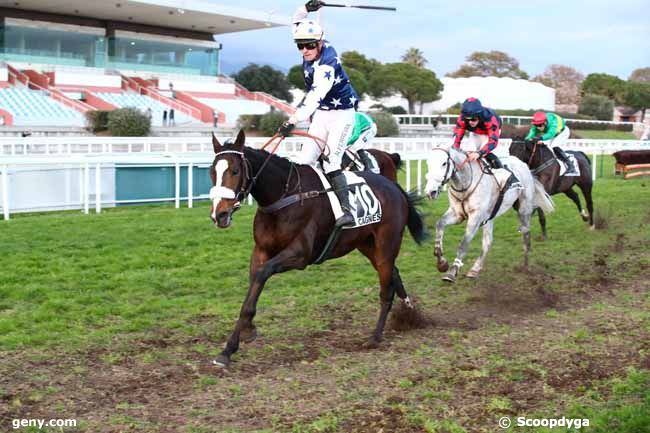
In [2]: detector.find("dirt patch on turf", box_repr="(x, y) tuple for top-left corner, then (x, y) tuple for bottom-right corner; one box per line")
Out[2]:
(1, 277), (648, 433)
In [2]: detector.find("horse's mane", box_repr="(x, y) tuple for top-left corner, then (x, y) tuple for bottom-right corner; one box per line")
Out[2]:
(241, 146), (295, 172)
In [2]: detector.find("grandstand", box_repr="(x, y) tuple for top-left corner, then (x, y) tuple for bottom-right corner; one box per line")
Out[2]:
(0, 1), (293, 130)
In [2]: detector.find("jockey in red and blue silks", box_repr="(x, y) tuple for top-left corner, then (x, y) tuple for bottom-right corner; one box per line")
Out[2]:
(452, 97), (505, 169)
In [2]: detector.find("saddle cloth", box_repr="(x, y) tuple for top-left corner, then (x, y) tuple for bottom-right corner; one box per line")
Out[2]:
(311, 168), (383, 230)
(558, 154), (580, 177)
(497, 156), (524, 191)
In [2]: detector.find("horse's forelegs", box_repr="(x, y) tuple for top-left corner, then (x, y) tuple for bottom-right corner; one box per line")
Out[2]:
(213, 246), (306, 368)
(443, 218), (481, 283)
(435, 209), (462, 273)
(467, 221), (494, 278)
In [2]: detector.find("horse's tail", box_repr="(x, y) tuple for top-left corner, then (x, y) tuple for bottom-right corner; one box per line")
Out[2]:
(390, 152), (403, 170)
(396, 184), (430, 245)
(533, 178), (555, 213)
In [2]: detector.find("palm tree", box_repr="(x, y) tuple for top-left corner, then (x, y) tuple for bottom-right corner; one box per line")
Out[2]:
(401, 47), (427, 68)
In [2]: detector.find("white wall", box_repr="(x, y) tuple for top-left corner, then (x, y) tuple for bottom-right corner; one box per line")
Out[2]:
(0, 65), (8, 82)
(359, 76), (555, 113)
(55, 72), (122, 88)
(157, 78), (236, 94)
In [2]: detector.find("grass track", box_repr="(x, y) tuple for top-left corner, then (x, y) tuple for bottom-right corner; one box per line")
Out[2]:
(0, 155), (648, 432)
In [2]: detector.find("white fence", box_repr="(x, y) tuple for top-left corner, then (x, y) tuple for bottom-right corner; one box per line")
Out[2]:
(1, 136), (649, 220)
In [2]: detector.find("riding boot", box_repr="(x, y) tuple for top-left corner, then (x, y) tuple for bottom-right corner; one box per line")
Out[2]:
(486, 153), (521, 188)
(327, 170), (355, 228)
(485, 152), (503, 170)
(554, 147), (575, 172)
(358, 149), (379, 174)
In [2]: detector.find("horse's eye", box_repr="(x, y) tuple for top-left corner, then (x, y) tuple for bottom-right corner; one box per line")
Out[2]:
(232, 168), (239, 175)
(442, 162), (447, 167)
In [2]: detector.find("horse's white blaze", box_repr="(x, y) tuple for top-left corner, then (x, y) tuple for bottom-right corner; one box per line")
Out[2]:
(210, 159), (235, 220)
(425, 153), (448, 195)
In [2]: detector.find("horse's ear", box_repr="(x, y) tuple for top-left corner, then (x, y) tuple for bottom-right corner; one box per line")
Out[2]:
(234, 129), (246, 151)
(212, 133), (222, 154)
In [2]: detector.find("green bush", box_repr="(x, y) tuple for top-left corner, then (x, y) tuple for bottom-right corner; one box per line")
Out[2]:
(566, 120), (633, 131)
(579, 94), (614, 121)
(85, 110), (111, 133)
(237, 114), (263, 132)
(107, 107), (151, 137)
(385, 105), (408, 115)
(500, 123), (529, 140)
(372, 111), (399, 137)
(258, 111), (288, 136)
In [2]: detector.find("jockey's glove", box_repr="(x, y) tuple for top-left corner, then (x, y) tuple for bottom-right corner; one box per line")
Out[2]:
(278, 121), (295, 137)
(305, 0), (324, 12)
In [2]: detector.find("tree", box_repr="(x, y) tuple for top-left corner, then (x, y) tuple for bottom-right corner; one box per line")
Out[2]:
(533, 64), (584, 106)
(447, 50), (529, 79)
(401, 47), (427, 68)
(629, 67), (650, 83)
(232, 63), (293, 103)
(369, 63), (443, 114)
(340, 51), (380, 77)
(345, 68), (369, 98)
(580, 73), (626, 104)
(622, 81), (650, 122)
(578, 94), (614, 120)
(287, 64), (304, 89)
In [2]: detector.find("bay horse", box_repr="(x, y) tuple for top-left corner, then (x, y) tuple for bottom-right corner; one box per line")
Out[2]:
(509, 139), (594, 238)
(425, 147), (554, 282)
(343, 148), (402, 182)
(209, 130), (428, 368)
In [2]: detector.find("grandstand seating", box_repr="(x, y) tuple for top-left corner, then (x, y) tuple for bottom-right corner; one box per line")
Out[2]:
(197, 98), (271, 125)
(0, 87), (85, 126)
(96, 92), (194, 126)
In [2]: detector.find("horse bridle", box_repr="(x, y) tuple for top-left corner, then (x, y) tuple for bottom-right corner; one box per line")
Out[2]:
(211, 150), (253, 205)
(212, 148), (302, 206)
(527, 140), (540, 166)
(432, 147), (472, 193)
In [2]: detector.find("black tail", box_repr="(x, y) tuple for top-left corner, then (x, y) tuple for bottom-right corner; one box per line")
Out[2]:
(390, 152), (403, 170)
(396, 184), (430, 245)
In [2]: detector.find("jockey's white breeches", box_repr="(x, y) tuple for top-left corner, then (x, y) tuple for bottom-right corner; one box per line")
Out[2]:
(291, 108), (355, 174)
(542, 126), (570, 148)
(348, 122), (378, 153)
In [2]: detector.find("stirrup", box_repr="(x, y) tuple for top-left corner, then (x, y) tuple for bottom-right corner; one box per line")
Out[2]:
(335, 211), (355, 228)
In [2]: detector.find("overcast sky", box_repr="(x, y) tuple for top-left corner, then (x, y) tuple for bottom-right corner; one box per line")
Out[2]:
(211, 0), (649, 80)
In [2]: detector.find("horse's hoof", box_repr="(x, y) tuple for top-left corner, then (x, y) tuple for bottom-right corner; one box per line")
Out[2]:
(466, 270), (480, 278)
(437, 259), (449, 273)
(212, 354), (230, 368)
(590, 225), (596, 231)
(363, 338), (381, 349)
(441, 273), (456, 283)
(581, 215), (589, 222)
(240, 327), (257, 344)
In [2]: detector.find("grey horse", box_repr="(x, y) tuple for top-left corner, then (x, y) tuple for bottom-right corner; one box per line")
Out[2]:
(425, 146), (555, 282)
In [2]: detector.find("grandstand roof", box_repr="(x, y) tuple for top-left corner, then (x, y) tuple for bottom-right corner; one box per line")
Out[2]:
(4, 0), (288, 35)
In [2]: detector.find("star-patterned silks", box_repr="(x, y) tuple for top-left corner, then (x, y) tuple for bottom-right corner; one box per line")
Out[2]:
(296, 39), (359, 119)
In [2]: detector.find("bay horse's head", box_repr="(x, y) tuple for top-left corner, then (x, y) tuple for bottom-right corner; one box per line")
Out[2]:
(209, 129), (249, 228)
(425, 147), (456, 200)
(509, 139), (536, 166)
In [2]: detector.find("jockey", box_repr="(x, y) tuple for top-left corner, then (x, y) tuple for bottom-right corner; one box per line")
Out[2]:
(526, 111), (575, 173)
(347, 112), (379, 173)
(278, 0), (359, 228)
(452, 97), (520, 186)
